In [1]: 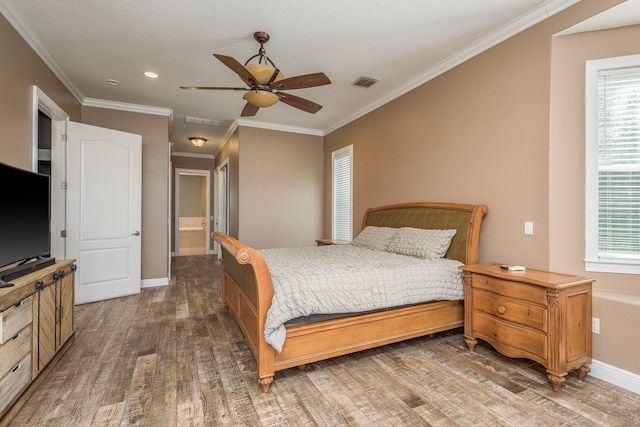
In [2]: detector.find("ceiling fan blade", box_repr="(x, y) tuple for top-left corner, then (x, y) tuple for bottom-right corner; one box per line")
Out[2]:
(213, 54), (257, 84)
(271, 73), (331, 90)
(277, 92), (323, 114)
(241, 102), (259, 117)
(180, 86), (248, 90)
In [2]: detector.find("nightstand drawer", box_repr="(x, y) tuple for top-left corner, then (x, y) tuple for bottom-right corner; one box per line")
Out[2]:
(0, 295), (33, 345)
(472, 312), (547, 362)
(472, 289), (547, 332)
(473, 276), (547, 306)
(0, 325), (31, 379)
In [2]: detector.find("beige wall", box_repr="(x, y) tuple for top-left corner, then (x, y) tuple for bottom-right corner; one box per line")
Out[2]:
(549, 24), (640, 375)
(325, 0), (638, 375)
(325, 19), (558, 267)
(179, 175), (205, 217)
(171, 155), (216, 252)
(0, 14), (80, 168)
(82, 106), (170, 282)
(215, 128), (240, 238)
(237, 126), (323, 249)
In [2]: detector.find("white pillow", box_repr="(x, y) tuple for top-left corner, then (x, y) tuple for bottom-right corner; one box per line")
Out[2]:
(352, 226), (399, 251)
(386, 227), (457, 259)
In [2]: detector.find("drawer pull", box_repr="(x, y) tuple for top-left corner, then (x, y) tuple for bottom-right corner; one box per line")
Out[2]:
(497, 305), (506, 314)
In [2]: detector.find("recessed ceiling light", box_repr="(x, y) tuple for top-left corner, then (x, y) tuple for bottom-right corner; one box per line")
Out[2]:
(106, 79), (120, 86)
(144, 71), (159, 79)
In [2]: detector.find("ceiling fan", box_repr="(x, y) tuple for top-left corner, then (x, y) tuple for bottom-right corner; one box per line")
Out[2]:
(181, 32), (331, 117)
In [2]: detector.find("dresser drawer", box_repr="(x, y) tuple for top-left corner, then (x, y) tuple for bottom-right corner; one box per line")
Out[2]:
(0, 354), (31, 416)
(472, 275), (547, 306)
(0, 295), (33, 344)
(472, 312), (547, 363)
(0, 325), (31, 379)
(472, 289), (547, 332)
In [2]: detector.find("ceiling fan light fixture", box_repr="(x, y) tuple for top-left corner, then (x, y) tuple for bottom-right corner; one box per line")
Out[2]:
(243, 63), (284, 84)
(181, 31), (330, 116)
(243, 90), (279, 108)
(189, 137), (207, 148)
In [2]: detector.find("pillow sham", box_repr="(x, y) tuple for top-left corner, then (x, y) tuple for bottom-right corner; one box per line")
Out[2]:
(386, 227), (457, 260)
(352, 226), (399, 251)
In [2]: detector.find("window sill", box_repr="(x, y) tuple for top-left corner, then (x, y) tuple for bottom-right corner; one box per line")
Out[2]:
(585, 258), (640, 275)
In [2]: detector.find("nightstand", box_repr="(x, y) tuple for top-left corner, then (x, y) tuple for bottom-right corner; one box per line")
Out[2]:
(459, 263), (593, 391)
(315, 239), (351, 246)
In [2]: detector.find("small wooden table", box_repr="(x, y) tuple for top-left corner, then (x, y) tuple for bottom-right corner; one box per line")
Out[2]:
(315, 239), (352, 246)
(459, 263), (593, 391)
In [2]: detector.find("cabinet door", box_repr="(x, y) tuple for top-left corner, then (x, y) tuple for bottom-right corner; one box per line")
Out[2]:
(38, 285), (56, 371)
(58, 272), (75, 347)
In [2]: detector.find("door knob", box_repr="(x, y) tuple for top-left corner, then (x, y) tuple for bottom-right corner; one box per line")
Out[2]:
(131, 231), (141, 236)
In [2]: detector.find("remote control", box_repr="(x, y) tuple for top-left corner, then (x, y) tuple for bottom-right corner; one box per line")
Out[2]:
(500, 265), (526, 271)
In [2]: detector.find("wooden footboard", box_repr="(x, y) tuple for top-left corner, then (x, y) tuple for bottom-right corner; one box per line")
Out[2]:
(213, 202), (488, 392)
(213, 234), (276, 391)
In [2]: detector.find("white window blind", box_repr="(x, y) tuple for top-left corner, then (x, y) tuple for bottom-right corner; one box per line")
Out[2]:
(585, 55), (640, 273)
(332, 145), (352, 240)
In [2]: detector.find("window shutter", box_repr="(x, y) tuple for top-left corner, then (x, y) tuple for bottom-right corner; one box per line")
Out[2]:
(332, 146), (352, 240)
(597, 68), (640, 258)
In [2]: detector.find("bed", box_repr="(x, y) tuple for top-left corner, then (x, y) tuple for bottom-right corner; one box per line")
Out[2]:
(213, 202), (488, 392)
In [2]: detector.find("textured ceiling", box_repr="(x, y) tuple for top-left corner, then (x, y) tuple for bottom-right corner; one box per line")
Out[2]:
(1, 0), (593, 155)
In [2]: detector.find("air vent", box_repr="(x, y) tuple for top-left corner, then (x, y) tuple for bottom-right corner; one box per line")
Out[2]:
(352, 76), (379, 88)
(184, 116), (221, 126)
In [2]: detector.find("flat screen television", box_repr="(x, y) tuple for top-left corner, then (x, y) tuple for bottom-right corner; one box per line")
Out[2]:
(0, 161), (53, 282)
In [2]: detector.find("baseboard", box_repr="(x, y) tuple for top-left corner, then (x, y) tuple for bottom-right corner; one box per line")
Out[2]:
(141, 277), (169, 288)
(590, 359), (640, 395)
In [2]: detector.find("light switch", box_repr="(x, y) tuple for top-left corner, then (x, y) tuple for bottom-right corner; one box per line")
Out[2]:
(524, 221), (534, 235)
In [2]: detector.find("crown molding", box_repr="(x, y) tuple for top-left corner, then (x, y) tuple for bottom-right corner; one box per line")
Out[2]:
(170, 151), (215, 159)
(235, 118), (324, 136)
(323, 0), (581, 135)
(0, 0), (85, 104)
(83, 97), (173, 117)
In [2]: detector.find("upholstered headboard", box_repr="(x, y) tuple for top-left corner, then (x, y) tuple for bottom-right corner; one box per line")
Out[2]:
(362, 202), (488, 264)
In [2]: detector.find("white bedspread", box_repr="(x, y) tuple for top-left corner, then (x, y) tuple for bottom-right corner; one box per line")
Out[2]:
(259, 245), (464, 352)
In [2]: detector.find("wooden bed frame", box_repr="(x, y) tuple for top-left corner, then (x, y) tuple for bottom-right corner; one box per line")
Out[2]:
(213, 202), (488, 392)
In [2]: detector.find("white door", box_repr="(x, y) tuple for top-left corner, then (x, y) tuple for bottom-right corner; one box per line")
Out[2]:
(66, 122), (142, 304)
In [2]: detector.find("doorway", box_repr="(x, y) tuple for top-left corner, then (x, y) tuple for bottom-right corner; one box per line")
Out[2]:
(174, 168), (211, 256)
(213, 160), (229, 259)
(33, 86), (69, 260)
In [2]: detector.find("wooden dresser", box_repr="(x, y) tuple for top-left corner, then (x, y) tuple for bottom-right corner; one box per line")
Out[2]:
(460, 263), (593, 391)
(0, 260), (76, 425)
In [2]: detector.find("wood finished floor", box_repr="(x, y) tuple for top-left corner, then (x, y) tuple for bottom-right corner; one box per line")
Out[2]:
(10, 255), (640, 426)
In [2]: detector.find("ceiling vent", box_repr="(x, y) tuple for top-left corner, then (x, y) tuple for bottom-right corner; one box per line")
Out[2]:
(185, 115), (221, 126)
(352, 76), (379, 88)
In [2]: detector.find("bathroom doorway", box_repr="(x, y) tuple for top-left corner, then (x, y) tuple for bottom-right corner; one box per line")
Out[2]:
(174, 168), (211, 256)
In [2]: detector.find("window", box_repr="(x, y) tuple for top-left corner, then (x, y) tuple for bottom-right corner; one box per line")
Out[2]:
(332, 145), (353, 240)
(585, 55), (640, 274)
